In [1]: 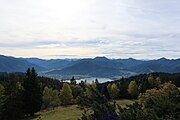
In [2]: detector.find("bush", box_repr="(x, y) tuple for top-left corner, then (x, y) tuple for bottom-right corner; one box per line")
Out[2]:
(120, 83), (180, 120)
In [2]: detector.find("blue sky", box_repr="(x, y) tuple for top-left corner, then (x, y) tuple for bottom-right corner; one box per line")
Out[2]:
(0, 0), (180, 59)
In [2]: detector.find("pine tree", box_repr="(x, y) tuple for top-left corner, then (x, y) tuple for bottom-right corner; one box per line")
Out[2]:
(0, 84), (4, 95)
(23, 68), (42, 116)
(95, 78), (99, 84)
(148, 74), (161, 88)
(3, 74), (24, 120)
(70, 76), (76, 85)
(0, 84), (5, 120)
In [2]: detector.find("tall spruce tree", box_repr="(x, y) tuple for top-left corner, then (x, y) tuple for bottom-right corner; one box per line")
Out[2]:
(23, 68), (42, 116)
(3, 74), (24, 120)
(0, 84), (5, 120)
(70, 76), (76, 85)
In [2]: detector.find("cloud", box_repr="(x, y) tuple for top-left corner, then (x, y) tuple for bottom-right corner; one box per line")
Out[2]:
(48, 54), (80, 57)
(157, 49), (180, 53)
(0, 0), (180, 59)
(37, 43), (66, 48)
(0, 39), (62, 48)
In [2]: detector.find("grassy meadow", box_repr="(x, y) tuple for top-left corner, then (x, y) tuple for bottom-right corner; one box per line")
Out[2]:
(116, 99), (135, 108)
(25, 105), (82, 120)
(25, 99), (134, 120)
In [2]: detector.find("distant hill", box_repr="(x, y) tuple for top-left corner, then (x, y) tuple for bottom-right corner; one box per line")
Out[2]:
(26, 58), (75, 70)
(48, 60), (125, 77)
(47, 57), (180, 77)
(0, 55), (180, 77)
(45, 57), (129, 77)
(130, 58), (180, 73)
(0, 55), (45, 72)
(116, 58), (145, 68)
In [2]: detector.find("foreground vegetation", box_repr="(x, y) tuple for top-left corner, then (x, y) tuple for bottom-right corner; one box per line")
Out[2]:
(25, 99), (134, 120)
(26, 105), (82, 120)
(0, 68), (180, 120)
(78, 83), (180, 120)
(116, 99), (135, 108)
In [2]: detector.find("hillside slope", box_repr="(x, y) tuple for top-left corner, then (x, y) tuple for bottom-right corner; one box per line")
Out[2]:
(0, 55), (45, 72)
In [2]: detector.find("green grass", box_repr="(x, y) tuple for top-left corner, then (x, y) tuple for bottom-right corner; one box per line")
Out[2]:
(25, 105), (83, 120)
(25, 99), (135, 120)
(116, 99), (135, 108)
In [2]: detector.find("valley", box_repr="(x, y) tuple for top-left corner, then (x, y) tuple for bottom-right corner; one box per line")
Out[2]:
(1, 55), (180, 82)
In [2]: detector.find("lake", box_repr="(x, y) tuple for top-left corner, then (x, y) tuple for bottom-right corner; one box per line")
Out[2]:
(76, 77), (113, 83)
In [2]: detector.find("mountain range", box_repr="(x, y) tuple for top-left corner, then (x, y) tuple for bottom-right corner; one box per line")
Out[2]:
(0, 55), (180, 78)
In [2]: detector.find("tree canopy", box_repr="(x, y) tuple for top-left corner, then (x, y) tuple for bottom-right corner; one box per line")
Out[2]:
(128, 80), (139, 99)
(60, 83), (73, 106)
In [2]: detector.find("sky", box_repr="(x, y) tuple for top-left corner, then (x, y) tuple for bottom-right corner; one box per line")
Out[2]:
(0, 0), (180, 59)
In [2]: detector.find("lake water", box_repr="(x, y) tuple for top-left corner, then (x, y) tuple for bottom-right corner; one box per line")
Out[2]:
(77, 77), (113, 83)
(41, 73), (114, 83)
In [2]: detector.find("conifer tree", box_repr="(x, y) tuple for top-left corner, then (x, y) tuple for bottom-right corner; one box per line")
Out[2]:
(3, 74), (24, 120)
(148, 74), (161, 88)
(70, 76), (76, 85)
(0, 84), (5, 120)
(23, 68), (42, 116)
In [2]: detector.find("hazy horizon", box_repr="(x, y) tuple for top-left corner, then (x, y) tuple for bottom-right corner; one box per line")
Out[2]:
(1, 54), (179, 60)
(0, 0), (180, 59)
